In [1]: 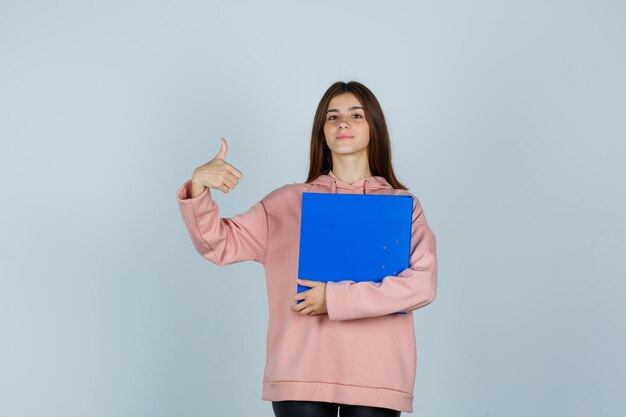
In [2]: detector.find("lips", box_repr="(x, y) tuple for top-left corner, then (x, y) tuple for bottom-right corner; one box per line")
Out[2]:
(337, 135), (353, 139)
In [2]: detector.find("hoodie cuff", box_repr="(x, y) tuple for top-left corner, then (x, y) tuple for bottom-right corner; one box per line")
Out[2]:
(325, 280), (353, 321)
(176, 179), (209, 202)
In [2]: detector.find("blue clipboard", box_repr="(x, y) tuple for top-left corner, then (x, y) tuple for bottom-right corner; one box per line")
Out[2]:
(297, 192), (413, 315)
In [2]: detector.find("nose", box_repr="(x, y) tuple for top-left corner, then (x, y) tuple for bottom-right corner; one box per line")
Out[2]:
(338, 115), (351, 129)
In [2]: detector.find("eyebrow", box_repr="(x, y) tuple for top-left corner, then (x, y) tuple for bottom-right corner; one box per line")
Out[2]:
(326, 106), (365, 113)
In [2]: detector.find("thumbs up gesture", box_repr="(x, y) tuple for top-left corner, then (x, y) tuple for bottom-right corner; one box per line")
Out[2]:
(190, 138), (243, 197)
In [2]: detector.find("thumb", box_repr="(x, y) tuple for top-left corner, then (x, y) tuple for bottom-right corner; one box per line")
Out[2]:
(297, 279), (324, 287)
(215, 137), (228, 160)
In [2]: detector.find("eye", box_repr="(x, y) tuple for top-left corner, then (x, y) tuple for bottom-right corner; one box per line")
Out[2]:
(327, 115), (337, 120)
(352, 114), (363, 119)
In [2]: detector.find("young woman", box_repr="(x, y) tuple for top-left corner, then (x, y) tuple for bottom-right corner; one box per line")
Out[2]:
(176, 81), (438, 417)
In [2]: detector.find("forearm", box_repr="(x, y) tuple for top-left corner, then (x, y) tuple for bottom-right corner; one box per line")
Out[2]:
(176, 180), (269, 265)
(325, 221), (438, 321)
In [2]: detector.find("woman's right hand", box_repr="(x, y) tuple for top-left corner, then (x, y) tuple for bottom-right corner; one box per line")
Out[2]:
(190, 138), (243, 197)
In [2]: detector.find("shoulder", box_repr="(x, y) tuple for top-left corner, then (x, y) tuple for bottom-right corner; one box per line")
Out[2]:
(379, 188), (422, 207)
(260, 182), (308, 206)
(385, 189), (429, 224)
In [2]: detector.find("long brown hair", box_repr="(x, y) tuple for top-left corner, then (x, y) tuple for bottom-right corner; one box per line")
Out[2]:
(305, 81), (408, 190)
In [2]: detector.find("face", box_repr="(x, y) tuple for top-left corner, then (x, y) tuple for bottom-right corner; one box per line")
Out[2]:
(324, 93), (370, 160)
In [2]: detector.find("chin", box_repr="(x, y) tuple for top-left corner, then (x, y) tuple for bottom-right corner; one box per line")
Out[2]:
(331, 149), (368, 157)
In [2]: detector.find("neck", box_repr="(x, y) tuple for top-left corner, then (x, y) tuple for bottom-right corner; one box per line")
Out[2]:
(330, 155), (372, 184)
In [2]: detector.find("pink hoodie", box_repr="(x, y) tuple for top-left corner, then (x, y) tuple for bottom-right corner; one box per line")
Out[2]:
(176, 170), (437, 413)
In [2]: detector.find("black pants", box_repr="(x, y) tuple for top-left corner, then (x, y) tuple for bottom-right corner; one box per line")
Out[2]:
(272, 400), (401, 417)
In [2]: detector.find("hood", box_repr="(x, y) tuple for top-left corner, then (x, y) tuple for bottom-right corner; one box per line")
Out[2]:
(309, 170), (394, 194)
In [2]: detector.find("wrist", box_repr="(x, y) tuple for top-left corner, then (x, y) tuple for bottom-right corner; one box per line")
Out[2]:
(189, 178), (207, 198)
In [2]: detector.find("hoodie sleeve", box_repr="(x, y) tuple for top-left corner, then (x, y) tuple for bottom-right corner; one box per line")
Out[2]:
(176, 179), (268, 265)
(325, 195), (437, 321)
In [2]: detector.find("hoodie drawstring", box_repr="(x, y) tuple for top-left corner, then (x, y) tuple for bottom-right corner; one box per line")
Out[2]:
(317, 173), (389, 194)
(330, 178), (370, 194)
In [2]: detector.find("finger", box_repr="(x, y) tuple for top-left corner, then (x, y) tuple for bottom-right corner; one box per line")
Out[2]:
(223, 171), (240, 186)
(222, 176), (237, 190)
(215, 137), (228, 160)
(225, 163), (243, 179)
(299, 306), (313, 315)
(297, 279), (322, 287)
(293, 300), (306, 312)
(290, 302), (301, 311)
(296, 279), (312, 288)
(292, 292), (306, 301)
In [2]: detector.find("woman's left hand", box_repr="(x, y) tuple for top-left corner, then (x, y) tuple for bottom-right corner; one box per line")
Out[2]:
(291, 279), (328, 316)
